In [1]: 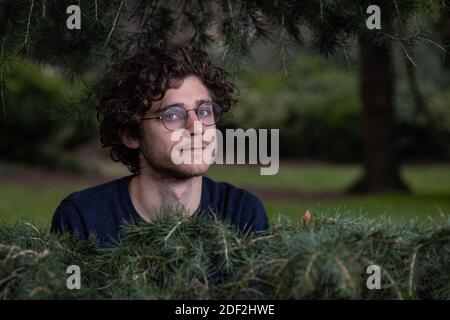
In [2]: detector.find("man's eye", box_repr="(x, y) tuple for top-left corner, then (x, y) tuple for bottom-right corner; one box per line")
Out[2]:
(163, 113), (181, 121)
(198, 109), (210, 117)
(198, 105), (213, 117)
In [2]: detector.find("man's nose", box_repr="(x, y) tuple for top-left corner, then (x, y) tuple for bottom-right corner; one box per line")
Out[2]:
(185, 110), (205, 135)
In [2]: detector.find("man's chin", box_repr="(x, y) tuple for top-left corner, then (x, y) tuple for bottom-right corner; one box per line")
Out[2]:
(159, 163), (209, 180)
(175, 164), (209, 178)
(141, 148), (210, 180)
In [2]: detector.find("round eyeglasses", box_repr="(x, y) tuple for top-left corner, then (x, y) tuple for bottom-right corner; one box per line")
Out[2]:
(142, 101), (223, 131)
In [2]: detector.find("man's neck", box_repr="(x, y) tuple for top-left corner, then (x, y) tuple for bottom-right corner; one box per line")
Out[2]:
(128, 170), (203, 222)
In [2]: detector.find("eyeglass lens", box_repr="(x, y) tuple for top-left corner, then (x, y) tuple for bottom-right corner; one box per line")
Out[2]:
(161, 102), (222, 130)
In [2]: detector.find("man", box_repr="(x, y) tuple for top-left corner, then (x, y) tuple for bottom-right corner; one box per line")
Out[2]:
(51, 43), (269, 246)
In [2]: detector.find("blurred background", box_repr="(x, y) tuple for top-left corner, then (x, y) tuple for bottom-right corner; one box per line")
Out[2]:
(1, 2), (449, 227)
(1, 39), (449, 226)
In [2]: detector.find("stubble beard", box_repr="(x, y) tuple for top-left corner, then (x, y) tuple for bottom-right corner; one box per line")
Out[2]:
(139, 137), (207, 181)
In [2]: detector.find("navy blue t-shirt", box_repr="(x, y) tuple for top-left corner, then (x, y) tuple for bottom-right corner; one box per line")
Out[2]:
(51, 175), (269, 246)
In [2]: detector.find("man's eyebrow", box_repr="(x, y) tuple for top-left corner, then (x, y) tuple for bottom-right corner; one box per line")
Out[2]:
(158, 102), (182, 111)
(160, 99), (213, 111)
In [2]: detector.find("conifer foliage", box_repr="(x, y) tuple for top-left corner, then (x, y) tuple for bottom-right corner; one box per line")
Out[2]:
(1, 1), (448, 74)
(1, 211), (449, 299)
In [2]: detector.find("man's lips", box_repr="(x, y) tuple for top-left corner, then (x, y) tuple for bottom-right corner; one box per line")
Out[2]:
(179, 143), (210, 150)
(186, 147), (206, 153)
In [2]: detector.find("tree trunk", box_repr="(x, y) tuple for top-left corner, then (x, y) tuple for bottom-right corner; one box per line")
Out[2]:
(438, 11), (450, 69)
(349, 37), (409, 193)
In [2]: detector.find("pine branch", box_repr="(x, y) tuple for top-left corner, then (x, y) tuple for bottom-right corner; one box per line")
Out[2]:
(3, 210), (448, 299)
(23, 0), (35, 59)
(103, 0), (124, 49)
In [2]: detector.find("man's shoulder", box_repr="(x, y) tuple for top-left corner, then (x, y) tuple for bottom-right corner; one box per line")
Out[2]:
(203, 176), (261, 202)
(202, 176), (266, 215)
(51, 175), (136, 243)
(202, 176), (269, 233)
(64, 175), (134, 205)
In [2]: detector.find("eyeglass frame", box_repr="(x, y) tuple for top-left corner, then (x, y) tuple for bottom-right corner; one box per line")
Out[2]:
(141, 100), (223, 131)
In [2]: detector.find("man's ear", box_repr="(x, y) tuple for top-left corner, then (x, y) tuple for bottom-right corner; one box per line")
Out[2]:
(120, 128), (140, 149)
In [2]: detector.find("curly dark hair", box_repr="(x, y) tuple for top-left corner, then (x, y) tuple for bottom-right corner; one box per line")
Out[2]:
(97, 43), (239, 174)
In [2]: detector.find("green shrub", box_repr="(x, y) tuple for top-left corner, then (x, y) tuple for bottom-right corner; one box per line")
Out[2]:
(223, 56), (361, 161)
(395, 86), (450, 159)
(224, 55), (450, 161)
(0, 61), (95, 168)
(1, 210), (449, 299)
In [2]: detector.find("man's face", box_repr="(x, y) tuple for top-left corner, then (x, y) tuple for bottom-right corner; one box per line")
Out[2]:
(137, 75), (217, 180)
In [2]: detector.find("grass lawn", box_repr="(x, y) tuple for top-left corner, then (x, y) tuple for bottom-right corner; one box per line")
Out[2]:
(207, 163), (450, 222)
(0, 163), (449, 226)
(207, 163), (450, 194)
(207, 163), (363, 192)
(264, 193), (450, 222)
(0, 186), (76, 226)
